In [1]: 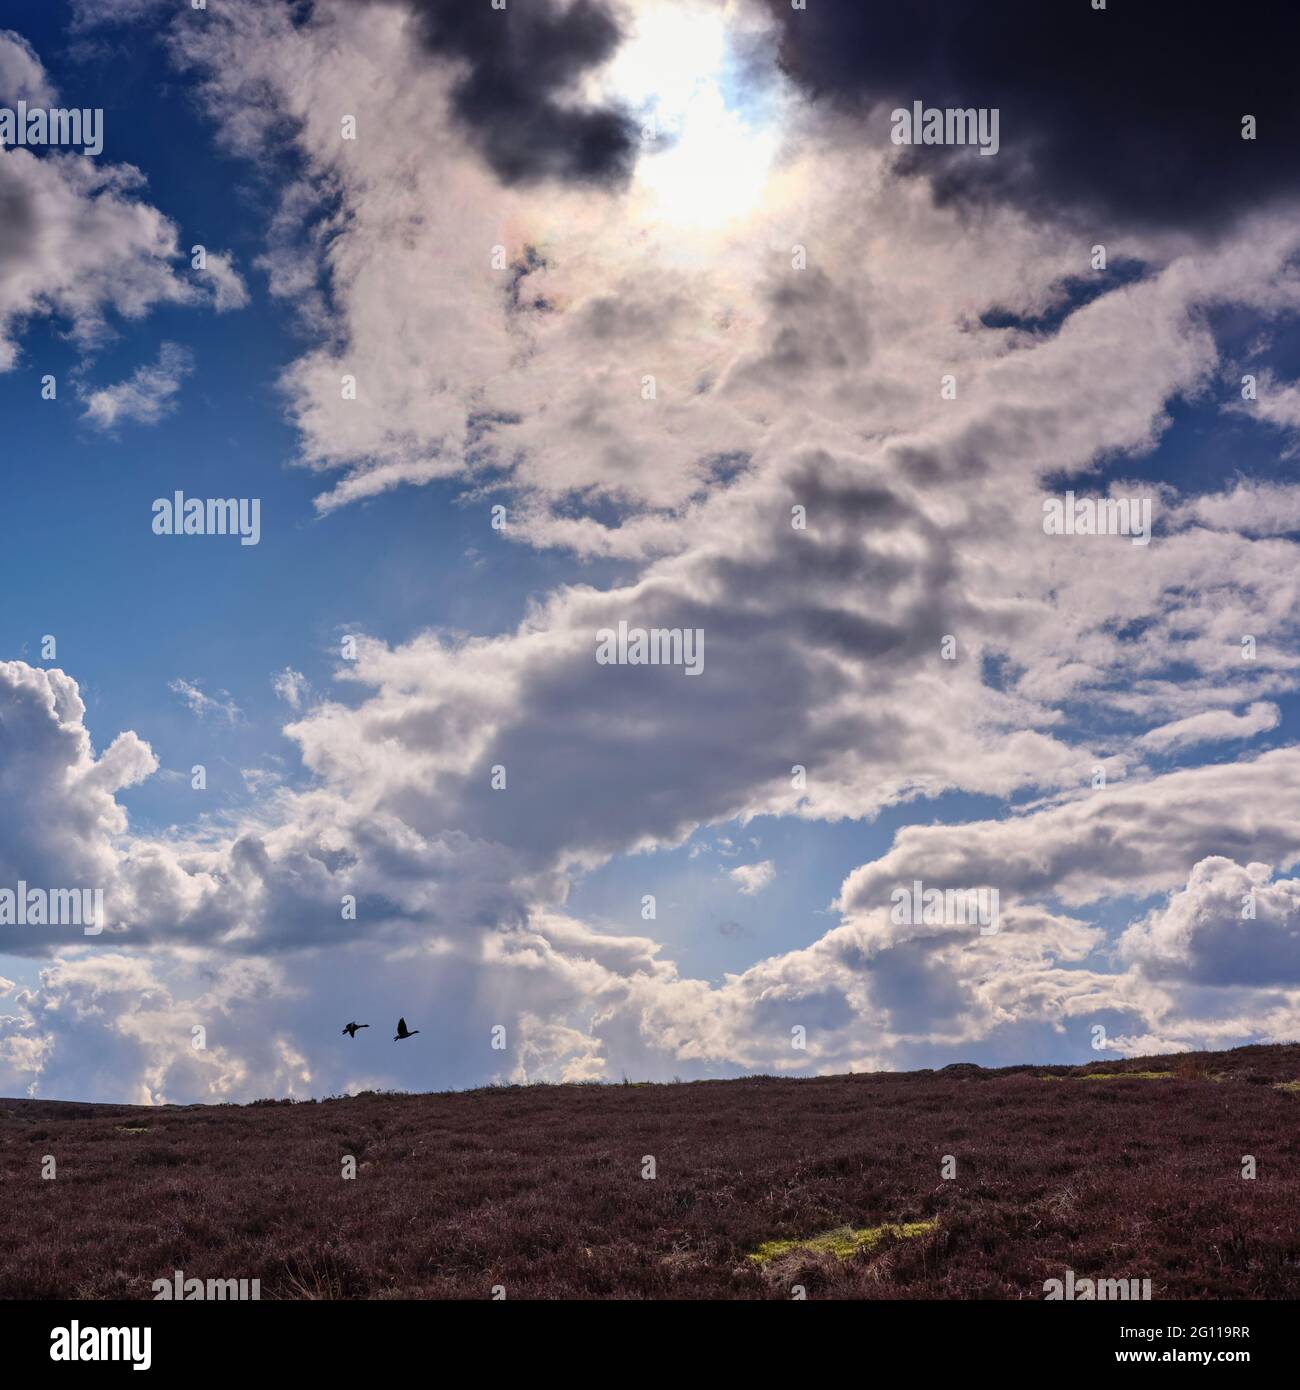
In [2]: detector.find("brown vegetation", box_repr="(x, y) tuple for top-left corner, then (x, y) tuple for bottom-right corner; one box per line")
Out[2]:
(2, 1043), (1299, 1299)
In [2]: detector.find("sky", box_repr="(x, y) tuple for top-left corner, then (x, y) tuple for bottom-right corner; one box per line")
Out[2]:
(2, 0), (1300, 1103)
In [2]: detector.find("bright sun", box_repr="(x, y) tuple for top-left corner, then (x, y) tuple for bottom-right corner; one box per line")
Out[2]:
(599, 1), (779, 231)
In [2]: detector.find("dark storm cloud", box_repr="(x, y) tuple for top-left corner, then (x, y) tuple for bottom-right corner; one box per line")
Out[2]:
(763, 0), (1300, 233)
(347, 0), (638, 186)
(0, 172), (37, 272)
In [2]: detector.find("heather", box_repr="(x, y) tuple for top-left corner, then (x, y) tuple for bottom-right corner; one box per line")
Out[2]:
(2, 1043), (1298, 1300)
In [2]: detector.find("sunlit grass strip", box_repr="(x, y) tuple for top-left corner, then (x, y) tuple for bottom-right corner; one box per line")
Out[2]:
(1076, 1071), (1173, 1080)
(748, 1220), (936, 1265)
(1038, 1071), (1173, 1081)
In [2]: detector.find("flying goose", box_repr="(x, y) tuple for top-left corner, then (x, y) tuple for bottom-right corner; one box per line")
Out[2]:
(394, 1017), (420, 1041)
(341, 1022), (369, 1039)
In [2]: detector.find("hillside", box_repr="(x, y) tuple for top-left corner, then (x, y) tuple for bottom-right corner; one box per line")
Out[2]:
(3, 1044), (1299, 1299)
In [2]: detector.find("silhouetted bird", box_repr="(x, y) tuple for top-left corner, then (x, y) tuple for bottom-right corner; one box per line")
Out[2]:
(341, 1022), (369, 1038)
(394, 1016), (420, 1041)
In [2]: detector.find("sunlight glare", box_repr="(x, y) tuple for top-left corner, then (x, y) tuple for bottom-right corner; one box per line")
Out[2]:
(602, 1), (779, 231)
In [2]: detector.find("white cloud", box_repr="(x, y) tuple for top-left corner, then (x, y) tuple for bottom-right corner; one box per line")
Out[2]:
(730, 860), (774, 895)
(0, 145), (203, 371)
(271, 668), (309, 710)
(1226, 368), (1300, 441)
(4, 652), (1300, 1099)
(1168, 480), (1300, 537)
(1139, 701), (1279, 753)
(200, 250), (250, 311)
(0, 30), (57, 105)
(5, 2), (1300, 1099)
(1120, 857), (1300, 986)
(0, 34), (244, 375)
(839, 749), (1300, 915)
(81, 341), (193, 429)
(168, 676), (241, 725)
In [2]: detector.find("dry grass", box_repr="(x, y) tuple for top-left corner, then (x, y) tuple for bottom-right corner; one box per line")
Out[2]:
(2, 1042), (1299, 1299)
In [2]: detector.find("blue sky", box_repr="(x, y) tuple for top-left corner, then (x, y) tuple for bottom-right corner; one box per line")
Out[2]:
(2, 0), (1300, 1102)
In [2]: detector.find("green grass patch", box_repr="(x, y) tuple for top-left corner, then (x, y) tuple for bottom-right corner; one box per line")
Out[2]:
(1040, 1071), (1173, 1081)
(1273, 1080), (1300, 1094)
(116, 1126), (150, 1134)
(1076, 1071), (1173, 1081)
(748, 1219), (936, 1265)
